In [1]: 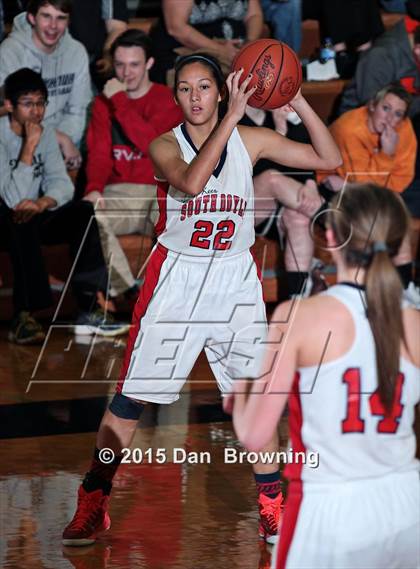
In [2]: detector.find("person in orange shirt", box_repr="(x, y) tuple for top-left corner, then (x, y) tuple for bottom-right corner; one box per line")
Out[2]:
(317, 83), (417, 298)
(318, 83), (417, 194)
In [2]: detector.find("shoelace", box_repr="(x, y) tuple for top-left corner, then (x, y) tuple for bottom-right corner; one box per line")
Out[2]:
(69, 494), (104, 531)
(260, 500), (281, 534)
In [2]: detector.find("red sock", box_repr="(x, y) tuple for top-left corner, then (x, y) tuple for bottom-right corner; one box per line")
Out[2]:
(254, 471), (282, 499)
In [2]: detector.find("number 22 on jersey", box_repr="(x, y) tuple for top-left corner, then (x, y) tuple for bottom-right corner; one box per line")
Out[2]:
(190, 220), (236, 250)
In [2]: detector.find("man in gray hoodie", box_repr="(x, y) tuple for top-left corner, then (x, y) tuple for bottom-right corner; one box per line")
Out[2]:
(0, 68), (129, 343)
(0, 0), (92, 169)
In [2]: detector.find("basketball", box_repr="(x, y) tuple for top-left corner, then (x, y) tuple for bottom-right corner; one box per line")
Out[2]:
(231, 39), (302, 110)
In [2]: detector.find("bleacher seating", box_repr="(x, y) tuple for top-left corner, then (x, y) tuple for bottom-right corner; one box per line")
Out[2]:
(0, 9), (418, 319)
(2, 214), (420, 319)
(127, 11), (405, 123)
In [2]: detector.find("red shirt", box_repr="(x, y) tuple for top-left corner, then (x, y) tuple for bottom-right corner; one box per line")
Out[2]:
(401, 16), (420, 95)
(85, 83), (183, 193)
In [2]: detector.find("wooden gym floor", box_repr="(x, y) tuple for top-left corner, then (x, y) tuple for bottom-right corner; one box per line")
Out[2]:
(1, 226), (418, 569)
(0, 322), (290, 569)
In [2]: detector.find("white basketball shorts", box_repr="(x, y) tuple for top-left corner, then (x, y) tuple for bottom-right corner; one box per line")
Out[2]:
(117, 244), (267, 404)
(274, 470), (420, 569)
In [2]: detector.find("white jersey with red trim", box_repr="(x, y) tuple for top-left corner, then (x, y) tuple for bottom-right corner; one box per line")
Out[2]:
(155, 123), (255, 257)
(285, 283), (420, 486)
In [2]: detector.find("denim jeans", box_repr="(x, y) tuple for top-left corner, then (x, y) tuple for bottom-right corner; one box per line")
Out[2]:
(380, 0), (406, 12)
(261, 0), (302, 53)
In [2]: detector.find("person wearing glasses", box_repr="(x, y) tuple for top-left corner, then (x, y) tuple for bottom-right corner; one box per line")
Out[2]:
(0, 0), (92, 169)
(0, 68), (129, 344)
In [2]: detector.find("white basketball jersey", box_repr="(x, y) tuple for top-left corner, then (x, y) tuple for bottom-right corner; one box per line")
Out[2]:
(285, 284), (420, 485)
(155, 124), (255, 256)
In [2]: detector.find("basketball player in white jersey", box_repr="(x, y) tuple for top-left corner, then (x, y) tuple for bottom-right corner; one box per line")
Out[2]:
(62, 54), (341, 546)
(230, 183), (420, 568)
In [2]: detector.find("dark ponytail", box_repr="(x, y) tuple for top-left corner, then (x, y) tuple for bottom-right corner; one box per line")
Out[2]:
(365, 244), (405, 410)
(329, 184), (410, 411)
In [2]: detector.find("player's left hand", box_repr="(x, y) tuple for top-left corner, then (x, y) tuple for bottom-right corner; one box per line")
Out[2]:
(286, 88), (304, 111)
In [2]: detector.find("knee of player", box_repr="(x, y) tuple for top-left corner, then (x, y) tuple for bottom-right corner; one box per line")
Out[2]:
(109, 392), (147, 420)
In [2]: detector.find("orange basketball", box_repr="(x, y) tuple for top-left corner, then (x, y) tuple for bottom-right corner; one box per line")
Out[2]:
(232, 39), (302, 110)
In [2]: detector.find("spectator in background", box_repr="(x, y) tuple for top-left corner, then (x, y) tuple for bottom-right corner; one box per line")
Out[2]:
(338, 1), (420, 219)
(69, 0), (128, 91)
(318, 83), (418, 301)
(404, 113), (420, 216)
(339, 3), (420, 116)
(302, 0), (384, 79)
(260, 0), (302, 53)
(322, 84), (417, 194)
(0, 69), (129, 343)
(0, 0), (92, 169)
(0, 0), (4, 41)
(2, 0), (25, 26)
(240, 104), (324, 299)
(84, 30), (183, 301)
(149, 0), (264, 84)
(381, 0), (407, 12)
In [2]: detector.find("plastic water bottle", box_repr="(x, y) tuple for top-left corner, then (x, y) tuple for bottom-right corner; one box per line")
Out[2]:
(320, 38), (335, 63)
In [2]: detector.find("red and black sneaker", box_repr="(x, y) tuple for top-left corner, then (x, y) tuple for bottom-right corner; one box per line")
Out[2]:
(258, 492), (284, 545)
(62, 486), (111, 546)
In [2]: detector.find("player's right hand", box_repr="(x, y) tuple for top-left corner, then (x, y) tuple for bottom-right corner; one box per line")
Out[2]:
(226, 69), (257, 123)
(287, 87), (304, 108)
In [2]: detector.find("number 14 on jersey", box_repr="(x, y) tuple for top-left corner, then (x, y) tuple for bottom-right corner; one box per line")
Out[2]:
(342, 368), (405, 434)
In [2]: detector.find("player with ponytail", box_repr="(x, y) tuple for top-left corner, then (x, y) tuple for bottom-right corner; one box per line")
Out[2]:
(230, 183), (419, 568)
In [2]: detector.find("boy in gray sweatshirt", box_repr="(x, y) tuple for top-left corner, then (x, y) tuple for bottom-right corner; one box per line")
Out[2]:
(0, 68), (128, 343)
(0, 0), (92, 169)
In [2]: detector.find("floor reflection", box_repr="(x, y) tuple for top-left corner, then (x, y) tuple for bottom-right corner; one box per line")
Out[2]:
(0, 419), (286, 569)
(1, 324), (286, 569)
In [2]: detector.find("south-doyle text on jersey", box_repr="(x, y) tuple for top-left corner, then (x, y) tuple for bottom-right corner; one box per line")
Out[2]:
(180, 193), (247, 221)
